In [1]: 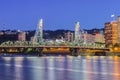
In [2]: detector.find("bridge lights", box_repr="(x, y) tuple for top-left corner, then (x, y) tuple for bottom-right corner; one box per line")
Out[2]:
(114, 47), (119, 51)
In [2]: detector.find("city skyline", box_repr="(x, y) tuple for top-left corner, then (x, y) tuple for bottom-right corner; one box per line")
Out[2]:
(0, 0), (120, 30)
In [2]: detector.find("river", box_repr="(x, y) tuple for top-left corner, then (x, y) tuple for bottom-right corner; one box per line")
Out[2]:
(0, 55), (120, 80)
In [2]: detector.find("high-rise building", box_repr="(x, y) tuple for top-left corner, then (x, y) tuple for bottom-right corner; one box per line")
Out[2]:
(33, 19), (43, 43)
(104, 21), (118, 46)
(74, 22), (80, 43)
(117, 16), (120, 43)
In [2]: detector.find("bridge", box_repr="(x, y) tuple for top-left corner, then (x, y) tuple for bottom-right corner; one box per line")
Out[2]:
(0, 19), (110, 56)
(0, 44), (109, 56)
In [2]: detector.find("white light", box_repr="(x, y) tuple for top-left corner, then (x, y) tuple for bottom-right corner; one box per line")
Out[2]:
(111, 14), (115, 18)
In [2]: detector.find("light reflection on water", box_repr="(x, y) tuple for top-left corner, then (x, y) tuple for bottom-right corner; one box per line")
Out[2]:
(0, 56), (120, 80)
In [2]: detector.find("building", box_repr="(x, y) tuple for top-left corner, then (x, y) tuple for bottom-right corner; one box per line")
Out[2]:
(0, 31), (4, 35)
(104, 16), (120, 46)
(80, 32), (95, 44)
(104, 21), (118, 46)
(64, 31), (74, 42)
(0, 30), (18, 43)
(18, 32), (26, 41)
(95, 31), (105, 43)
(117, 16), (120, 43)
(30, 36), (34, 41)
(86, 34), (95, 44)
(74, 22), (80, 42)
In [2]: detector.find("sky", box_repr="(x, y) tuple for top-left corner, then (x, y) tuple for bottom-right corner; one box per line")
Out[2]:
(0, 0), (120, 30)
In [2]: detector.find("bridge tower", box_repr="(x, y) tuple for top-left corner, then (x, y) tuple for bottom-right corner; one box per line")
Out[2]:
(33, 19), (43, 44)
(74, 22), (80, 44)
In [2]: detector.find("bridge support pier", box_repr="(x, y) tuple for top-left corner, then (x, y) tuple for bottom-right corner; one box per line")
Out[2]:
(69, 48), (79, 56)
(37, 48), (43, 56)
(94, 52), (106, 56)
(18, 47), (43, 56)
(28, 48), (43, 56)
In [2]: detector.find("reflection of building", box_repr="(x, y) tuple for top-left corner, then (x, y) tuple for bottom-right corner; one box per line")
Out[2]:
(104, 21), (118, 46)
(64, 31), (74, 42)
(18, 32), (26, 41)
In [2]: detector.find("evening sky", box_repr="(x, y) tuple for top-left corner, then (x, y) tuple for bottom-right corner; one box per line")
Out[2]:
(0, 0), (120, 30)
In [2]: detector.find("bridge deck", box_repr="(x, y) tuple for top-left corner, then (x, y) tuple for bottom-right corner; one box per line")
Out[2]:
(0, 46), (109, 50)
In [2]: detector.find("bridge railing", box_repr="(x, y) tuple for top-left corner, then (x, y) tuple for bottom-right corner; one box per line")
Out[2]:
(0, 41), (105, 48)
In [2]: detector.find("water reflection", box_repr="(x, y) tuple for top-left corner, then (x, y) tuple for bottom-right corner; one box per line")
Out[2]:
(113, 56), (120, 80)
(47, 58), (55, 80)
(0, 57), (7, 80)
(86, 56), (92, 80)
(0, 56), (120, 80)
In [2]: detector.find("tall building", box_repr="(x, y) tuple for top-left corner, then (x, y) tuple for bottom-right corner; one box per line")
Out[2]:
(74, 22), (80, 43)
(117, 16), (120, 43)
(104, 21), (118, 46)
(33, 19), (43, 43)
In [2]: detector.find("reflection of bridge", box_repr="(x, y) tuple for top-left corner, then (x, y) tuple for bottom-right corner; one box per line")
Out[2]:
(0, 46), (109, 56)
